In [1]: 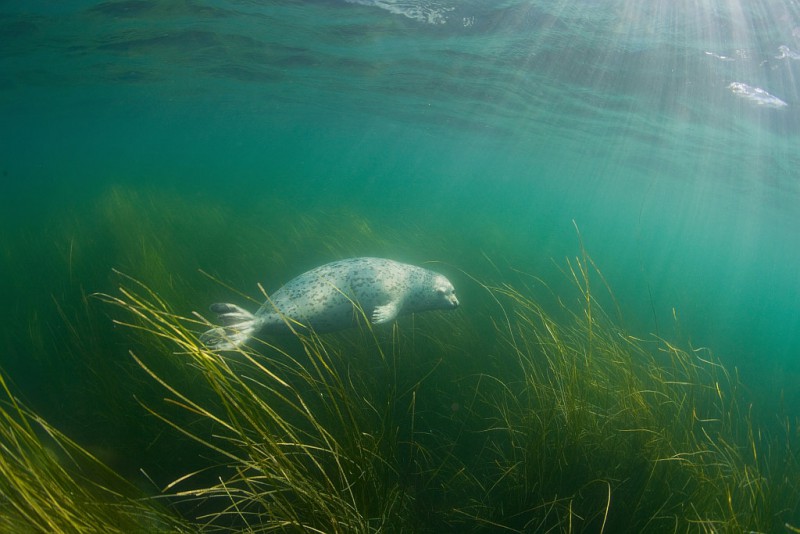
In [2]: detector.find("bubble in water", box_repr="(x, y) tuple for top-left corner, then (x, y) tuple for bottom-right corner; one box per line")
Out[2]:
(776, 45), (800, 60)
(345, 0), (454, 25)
(728, 82), (787, 108)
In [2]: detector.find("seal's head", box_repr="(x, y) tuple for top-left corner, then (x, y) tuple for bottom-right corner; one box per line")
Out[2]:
(432, 274), (459, 309)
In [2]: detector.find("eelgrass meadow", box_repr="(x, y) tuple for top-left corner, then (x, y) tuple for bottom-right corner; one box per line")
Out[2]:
(1, 187), (798, 532)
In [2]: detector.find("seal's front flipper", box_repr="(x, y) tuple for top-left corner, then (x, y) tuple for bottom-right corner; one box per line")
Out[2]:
(200, 303), (257, 350)
(371, 300), (400, 325)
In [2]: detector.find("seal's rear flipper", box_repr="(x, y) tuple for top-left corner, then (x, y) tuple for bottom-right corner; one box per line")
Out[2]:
(200, 303), (257, 350)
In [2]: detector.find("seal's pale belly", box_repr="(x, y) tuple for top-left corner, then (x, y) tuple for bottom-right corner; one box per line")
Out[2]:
(201, 257), (459, 350)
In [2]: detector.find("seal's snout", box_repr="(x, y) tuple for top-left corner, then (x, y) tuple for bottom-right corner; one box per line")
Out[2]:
(451, 295), (459, 308)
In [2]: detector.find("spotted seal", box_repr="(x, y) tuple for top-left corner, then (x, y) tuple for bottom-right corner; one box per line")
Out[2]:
(200, 257), (459, 350)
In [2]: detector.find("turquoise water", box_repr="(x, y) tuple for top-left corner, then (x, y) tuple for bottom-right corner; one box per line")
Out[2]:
(2, 0), (800, 528)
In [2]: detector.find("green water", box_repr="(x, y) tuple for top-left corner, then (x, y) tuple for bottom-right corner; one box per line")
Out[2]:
(1, 1), (799, 530)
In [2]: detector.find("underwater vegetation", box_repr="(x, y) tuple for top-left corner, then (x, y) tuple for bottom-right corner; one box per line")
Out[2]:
(0, 186), (798, 532)
(0, 372), (190, 533)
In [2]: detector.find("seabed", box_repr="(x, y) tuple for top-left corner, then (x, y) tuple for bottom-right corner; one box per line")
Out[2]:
(1, 188), (798, 532)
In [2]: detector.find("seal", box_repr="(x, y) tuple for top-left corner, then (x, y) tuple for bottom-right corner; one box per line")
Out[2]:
(200, 257), (459, 350)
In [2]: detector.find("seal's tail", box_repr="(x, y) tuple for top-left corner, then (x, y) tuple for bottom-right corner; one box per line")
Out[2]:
(199, 303), (258, 350)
